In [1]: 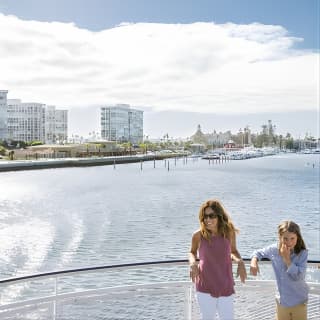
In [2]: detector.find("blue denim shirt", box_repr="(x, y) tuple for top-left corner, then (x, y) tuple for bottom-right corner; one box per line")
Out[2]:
(251, 244), (309, 307)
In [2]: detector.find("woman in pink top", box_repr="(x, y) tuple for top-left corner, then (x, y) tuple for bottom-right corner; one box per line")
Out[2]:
(189, 199), (247, 320)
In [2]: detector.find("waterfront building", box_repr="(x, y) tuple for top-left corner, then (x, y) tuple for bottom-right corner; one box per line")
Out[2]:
(7, 98), (68, 144)
(0, 90), (8, 141)
(207, 130), (232, 147)
(12, 141), (120, 159)
(190, 125), (207, 145)
(45, 106), (68, 144)
(101, 104), (143, 144)
(7, 99), (46, 143)
(190, 125), (232, 147)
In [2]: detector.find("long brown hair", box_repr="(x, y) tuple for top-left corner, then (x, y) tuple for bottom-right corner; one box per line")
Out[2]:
(278, 220), (306, 254)
(198, 199), (238, 241)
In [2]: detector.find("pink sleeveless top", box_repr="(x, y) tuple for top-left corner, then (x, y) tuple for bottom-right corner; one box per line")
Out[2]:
(196, 235), (235, 297)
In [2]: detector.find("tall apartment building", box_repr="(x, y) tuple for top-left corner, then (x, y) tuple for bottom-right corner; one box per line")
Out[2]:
(101, 104), (143, 144)
(7, 99), (46, 143)
(6, 98), (68, 144)
(45, 106), (68, 144)
(0, 90), (8, 141)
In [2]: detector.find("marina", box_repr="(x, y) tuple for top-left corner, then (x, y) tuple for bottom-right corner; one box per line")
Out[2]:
(0, 147), (288, 172)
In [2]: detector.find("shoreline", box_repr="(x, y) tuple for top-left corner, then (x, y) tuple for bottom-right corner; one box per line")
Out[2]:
(0, 154), (182, 172)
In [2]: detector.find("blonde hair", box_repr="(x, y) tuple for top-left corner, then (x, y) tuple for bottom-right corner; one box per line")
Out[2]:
(198, 199), (238, 241)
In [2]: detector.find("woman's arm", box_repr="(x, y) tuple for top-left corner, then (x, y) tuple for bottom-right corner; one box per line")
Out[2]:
(230, 232), (247, 283)
(189, 231), (200, 282)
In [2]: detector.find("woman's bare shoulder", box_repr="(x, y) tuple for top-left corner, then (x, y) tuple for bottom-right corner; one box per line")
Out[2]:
(192, 230), (201, 240)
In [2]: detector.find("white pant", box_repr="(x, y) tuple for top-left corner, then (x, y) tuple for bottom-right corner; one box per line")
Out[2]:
(196, 291), (234, 320)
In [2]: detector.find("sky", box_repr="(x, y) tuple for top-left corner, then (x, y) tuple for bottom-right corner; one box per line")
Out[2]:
(0, 0), (319, 139)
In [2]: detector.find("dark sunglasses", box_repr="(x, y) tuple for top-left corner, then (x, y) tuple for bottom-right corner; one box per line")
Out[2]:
(203, 213), (219, 219)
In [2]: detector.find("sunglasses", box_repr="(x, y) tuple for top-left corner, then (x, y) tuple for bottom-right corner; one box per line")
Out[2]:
(203, 213), (219, 219)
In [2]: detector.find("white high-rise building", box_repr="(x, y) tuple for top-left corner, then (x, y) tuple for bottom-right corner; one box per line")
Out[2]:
(45, 106), (68, 144)
(0, 90), (8, 141)
(6, 98), (68, 144)
(7, 99), (46, 143)
(101, 104), (143, 144)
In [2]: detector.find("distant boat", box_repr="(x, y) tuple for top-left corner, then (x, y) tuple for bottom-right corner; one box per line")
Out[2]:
(202, 153), (220, 160)
(189, 153), (203, 158)
(299, 149), (320, 154)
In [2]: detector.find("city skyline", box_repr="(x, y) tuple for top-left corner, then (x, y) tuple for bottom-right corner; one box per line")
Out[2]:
(0, 0), (319, 138)
(3, 89), (317, 141)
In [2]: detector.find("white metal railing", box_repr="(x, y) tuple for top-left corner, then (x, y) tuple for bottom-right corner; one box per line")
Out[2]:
(0, 259), (319, 320)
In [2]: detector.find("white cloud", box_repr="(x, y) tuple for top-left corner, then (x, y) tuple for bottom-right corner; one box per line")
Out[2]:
(0, 14), (318, 115)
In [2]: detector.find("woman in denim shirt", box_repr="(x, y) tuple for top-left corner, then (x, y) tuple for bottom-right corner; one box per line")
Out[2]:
(250, 220), (309, 320)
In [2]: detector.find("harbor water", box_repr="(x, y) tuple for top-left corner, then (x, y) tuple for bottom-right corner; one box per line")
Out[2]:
(0, 153), (319, 279)
(0, 153), (319, 319)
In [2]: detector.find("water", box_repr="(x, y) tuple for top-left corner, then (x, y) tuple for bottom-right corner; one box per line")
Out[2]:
(0, 153), (319, 280)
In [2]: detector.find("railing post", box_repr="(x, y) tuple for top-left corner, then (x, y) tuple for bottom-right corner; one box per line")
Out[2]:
(52, 276), (57, 320)
(185, 283), (193, 320)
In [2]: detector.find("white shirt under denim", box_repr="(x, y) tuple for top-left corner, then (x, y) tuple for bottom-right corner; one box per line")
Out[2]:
(251, 244), (309, 307)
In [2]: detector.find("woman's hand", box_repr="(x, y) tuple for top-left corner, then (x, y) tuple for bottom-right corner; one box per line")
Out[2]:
(237, 260), (247, 283)
(250, 257), (259, 276)
(189, 263), (199, 282)
(230, 233), (246, 283)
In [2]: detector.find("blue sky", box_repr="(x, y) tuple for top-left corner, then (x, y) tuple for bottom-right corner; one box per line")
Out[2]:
(0, 0), (319, 138)
(0, 0), (318, 48)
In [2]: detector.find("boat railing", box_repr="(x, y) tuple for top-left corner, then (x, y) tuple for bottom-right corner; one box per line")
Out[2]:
(0, 259), (319, 320)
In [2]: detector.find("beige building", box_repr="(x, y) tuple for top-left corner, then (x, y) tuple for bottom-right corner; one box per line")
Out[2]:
(190, 125), (232, 147)
(12, 141), (122, 159)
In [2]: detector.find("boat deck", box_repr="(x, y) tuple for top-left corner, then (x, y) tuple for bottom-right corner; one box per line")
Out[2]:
(0, 260), (319, 319)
